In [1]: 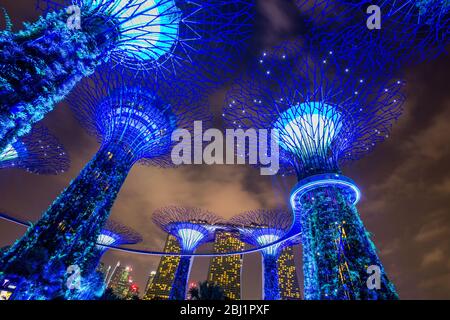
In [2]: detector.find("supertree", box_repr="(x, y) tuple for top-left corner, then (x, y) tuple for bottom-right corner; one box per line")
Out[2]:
(0, 125), (69, 175)
(223, 43), (405, 300)
(87, 220), (142, 275)
(0, 68), (211, 300)
(0, 0), (255, 152)
(152, 206), (223, 300)
(296, 0), (449, 77)
(229, 209), (300, 300)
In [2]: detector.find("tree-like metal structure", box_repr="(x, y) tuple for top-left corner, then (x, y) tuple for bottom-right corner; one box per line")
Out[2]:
(153, 206), (222, 300)
(89, 220), (142, 273)
(0, 0), (255, 152)
(296, 0), (449, 77)
(0, 125), (69, 175)
(0, 69), (211, 300)
(229, 209), (300, 300)
(224, 43), (404, 300)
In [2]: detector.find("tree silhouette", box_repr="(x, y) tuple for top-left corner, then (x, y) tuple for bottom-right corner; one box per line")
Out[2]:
(189, 281), (226, 301)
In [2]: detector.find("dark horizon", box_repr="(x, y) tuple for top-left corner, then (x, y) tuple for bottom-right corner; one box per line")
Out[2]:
(0, 0), (449, 299)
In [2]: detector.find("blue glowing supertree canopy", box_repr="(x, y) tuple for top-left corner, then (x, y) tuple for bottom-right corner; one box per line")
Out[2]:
(37, 0), (255, 74)
(152, 206), (222, 253)
(229, 209), (300, 300)
(229, 209), (299, 257)
(296, 0), (449, 76)
(96, 219), (143, 249)
(69, 67), (210, 167)
(0, 68), (210, 300)
(152, 206), (222, 300)
(0, 125), (69, 175)
(224, 43), (406, 178)
(0, 0), (254, 154)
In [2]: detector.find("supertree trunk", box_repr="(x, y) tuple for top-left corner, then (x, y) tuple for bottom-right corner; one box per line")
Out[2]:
(262, 254), (281, 300)
(83, 247), (107, 278)
(169, 255), (192, 300)
(0, 10), (112, 152)
(296, 185), (398, 300)
(0, 142), (134, 300)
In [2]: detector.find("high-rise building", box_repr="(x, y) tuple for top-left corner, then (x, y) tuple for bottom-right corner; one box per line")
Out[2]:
(278, 246), (302, 300)
(144, 235), (181, 300)
(108, 263), (133, 299)
(207, 230), (244, 300)
(145, 270), (157, 294)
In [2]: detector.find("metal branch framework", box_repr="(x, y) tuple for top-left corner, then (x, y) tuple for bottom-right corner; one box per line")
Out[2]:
(67, 219), (143, 300)
(80, 219), (142, 297)
(152, 206), (223, 300)
(153, 206), (223, 253)
(97, 219), (143, 247)
(296, 0), (449, 76)
(229, 209), (300, 300)
(224, 42), (405, 178)
(229, 209), (299, 255)
(0, 125), (70, 175)
(37, 0), (255, 76)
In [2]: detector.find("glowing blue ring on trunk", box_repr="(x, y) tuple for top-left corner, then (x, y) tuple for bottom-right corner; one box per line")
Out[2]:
(290, 173), (361, 210)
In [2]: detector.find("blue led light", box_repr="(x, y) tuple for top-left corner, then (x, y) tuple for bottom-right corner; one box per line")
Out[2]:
(224, 43), (401, 299)
(152, 207), (221, 300)
(256, 234), (281, 257)
(274, 101), (342, 156)
(95, 88), (177, 159)
(0, 210), (304, 258)
(290, 174), (361, 210)
(224, 42), (405, 178)
(177, 228), (206, 253)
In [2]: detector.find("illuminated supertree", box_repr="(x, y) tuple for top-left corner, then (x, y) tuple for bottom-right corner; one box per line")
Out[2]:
(87, 220), (142, 274)
(224, 44), (405, 300)
(0, 0), (255, 152)
(0, 125), (69, 175)
(296, 0), (449, 77)
(152, 206), (222, 300)
(229, 209), (300, 300)
(0, 69), (211, 300)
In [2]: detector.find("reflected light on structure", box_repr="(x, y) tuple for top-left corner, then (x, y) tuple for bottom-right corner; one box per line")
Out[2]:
(0, 144), (19, 162)
(274, 101), (342, 155)
(96, 233), (117, 247)
(177, 228), (205, 252)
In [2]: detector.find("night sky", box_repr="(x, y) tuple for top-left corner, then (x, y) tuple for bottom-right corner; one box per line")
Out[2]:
(0, 0), (449, 299)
